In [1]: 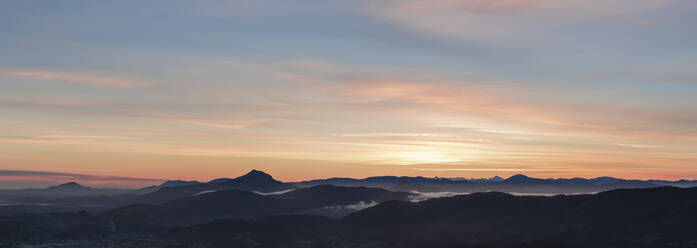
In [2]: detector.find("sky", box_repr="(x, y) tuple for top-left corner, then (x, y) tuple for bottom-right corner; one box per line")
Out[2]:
(1, 0), (697, 188)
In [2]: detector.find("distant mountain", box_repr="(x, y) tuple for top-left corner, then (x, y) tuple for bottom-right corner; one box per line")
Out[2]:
(133, 170), (296, 204)
(107, 185), (410, 224)
(294, 174), (663, 194)
(49, 182), (85, 189)
(648, 179), (697, 188)
(502, 174), (546, 183)
(130, 180), (201, 195)
(0, 182), (130, 200)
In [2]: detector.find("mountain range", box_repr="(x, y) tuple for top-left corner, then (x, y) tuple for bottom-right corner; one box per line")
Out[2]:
(3, 170), (696, 215)
(292, 173), (696, 194)
(106, 184), (410, 225)
(2, 185), (696, 247)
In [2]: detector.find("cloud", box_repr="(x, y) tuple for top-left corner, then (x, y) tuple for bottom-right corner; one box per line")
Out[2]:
(253, 189), (296, 195)
(0, 135), (131, 145)
(363, 0), (681, 43)
(195, 190), (217, 196)
(0, 69), (153, 88)
(322, 201), (379, 211)
(141, 116), (270, 130)
(409, 191), (470, 202)
(329, 78), (697, 140)
(0, 170), (164, 189)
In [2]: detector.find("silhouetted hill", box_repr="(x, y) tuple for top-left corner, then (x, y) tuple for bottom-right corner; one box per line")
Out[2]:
(130, 180), (201, 195)
(0, 211), (110, 241)
(503, 174), (545, 183)
(108, 185), (410, 224)
(276, 184), (411, 205)
(0, 182), (130, 200)
(163, 215), (340, 248)
(343, 186), (697, 247)
(294, 174), (662, 194)
(3, 186), (697, 247)
(133, 170), (296, 204)
(107, 190), (295, 225)
(151, 186), (697, 247)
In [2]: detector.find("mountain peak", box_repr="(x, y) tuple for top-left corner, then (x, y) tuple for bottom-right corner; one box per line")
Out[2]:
(504, 174), (534, 183)
(53, 182), (87, 188)
(208, 170), (276, 184)
(507, 174), (529, 179)
(240, 169), (273, 180)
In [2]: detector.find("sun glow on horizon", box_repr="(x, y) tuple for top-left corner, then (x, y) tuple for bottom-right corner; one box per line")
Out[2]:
(1, 0), (697, 184)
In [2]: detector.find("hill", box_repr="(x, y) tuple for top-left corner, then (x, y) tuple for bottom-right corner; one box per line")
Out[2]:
(106, 185), (410, 224)
(133, 170), (296, 204)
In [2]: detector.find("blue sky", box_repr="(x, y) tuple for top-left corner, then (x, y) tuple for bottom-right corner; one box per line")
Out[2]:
(1, 0), (696, 186)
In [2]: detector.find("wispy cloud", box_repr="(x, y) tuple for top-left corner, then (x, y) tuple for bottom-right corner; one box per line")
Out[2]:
(140, 116), (270, 130)
(364, 0), (681, 43)
(0, 69), (153, 88)
(0, 135), (131, 145)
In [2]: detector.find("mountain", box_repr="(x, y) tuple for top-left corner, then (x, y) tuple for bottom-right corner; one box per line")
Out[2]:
(157, 186), (697, 247)
(4, 186), (697, 247)
(342, 186), (697, 247)
(130, 180), (201, 195)
(133, 170), (296, 204)
(107, 190), (293, 225)
(648, 179), (697, 187)
(294, 174), (663, 194)
(107, 185), (411, 224)
(160, 180), (201, 187)
(276, 184), (411, 209)
(50, 182), (84, 189)
(0, 182), (130, 200)
(502, 174), (546, 183)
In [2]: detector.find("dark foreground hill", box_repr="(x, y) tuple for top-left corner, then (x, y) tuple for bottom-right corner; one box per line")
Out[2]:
(157, 186), (697, 247)
(106, 185), (411, 224)
(342, 186), (697, 247)
(2, 186), (697, 247)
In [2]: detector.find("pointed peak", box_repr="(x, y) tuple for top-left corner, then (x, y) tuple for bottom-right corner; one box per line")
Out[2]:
(241, 169), (273, 179)
(245, 169), (269, 175)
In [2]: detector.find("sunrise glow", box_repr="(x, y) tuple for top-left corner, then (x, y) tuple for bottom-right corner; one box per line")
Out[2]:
(1, 0), (696, 187)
